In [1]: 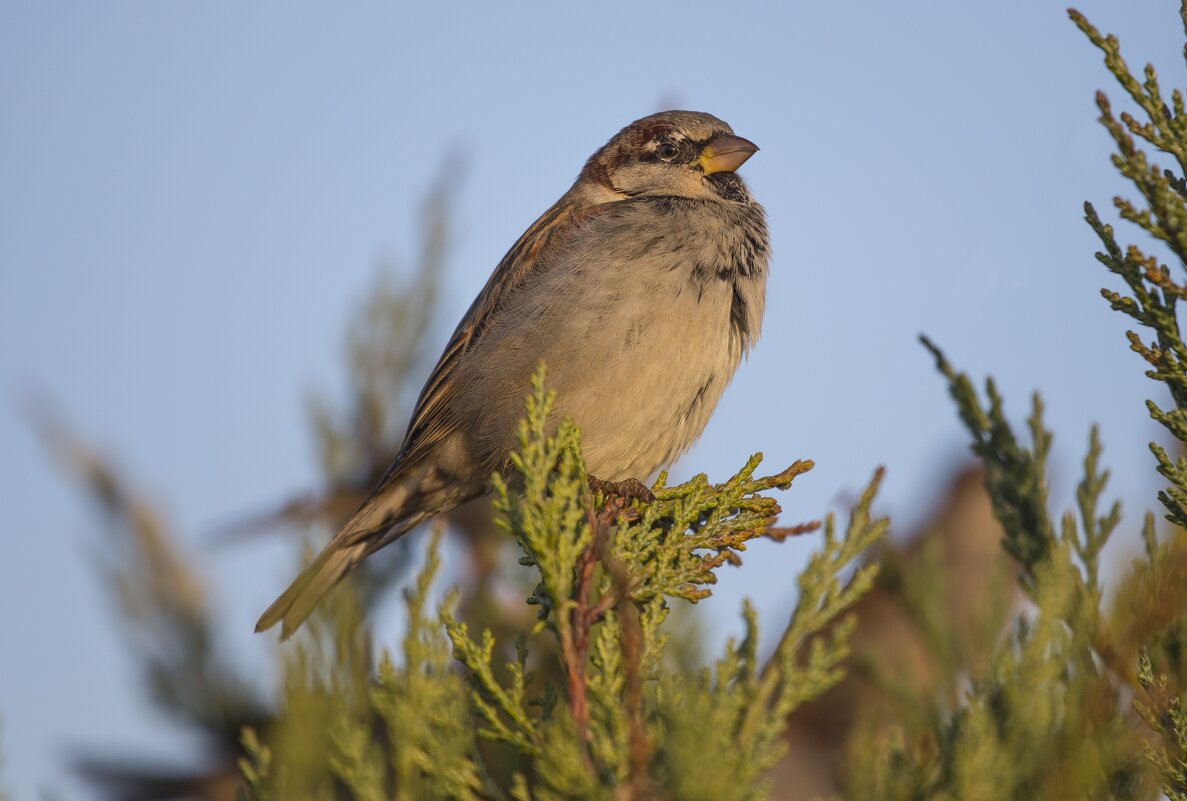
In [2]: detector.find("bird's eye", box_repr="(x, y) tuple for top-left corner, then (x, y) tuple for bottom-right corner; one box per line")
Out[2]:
(656, 142), (679, 160)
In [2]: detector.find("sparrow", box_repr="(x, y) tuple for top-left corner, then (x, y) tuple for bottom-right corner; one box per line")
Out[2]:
(257, 110), (769, 639)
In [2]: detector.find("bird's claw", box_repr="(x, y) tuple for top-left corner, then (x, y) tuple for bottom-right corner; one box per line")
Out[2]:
(587, 475), (656, 505)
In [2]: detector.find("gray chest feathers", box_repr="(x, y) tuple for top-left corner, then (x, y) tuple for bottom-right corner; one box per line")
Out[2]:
(614, 194), (768, 356)
(547, 196), (769, 478)
(462, 194), (769, 480)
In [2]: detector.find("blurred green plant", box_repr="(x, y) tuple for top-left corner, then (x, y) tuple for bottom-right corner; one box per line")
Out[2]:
(36, 166), (461, 801)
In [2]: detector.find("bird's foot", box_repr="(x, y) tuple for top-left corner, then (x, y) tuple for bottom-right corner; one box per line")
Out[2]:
(587, 475), (656, 505)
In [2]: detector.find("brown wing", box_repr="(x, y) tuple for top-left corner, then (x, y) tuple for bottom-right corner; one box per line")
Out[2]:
(385, 197), (603, 480)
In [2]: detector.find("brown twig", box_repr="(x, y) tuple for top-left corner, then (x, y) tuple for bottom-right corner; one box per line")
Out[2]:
(601, 535), (651, 799)
(1127, 330), (1163, 367)
(765, 520), (823, 541)
(563, 493), (629, 768)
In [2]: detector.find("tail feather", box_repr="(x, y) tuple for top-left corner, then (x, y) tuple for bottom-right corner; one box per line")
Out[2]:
(256, 469), (426, 639)
(254, 540), (364, 639)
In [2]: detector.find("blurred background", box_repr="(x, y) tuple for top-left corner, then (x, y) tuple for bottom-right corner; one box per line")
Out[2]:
(0, 1), (1181, 797)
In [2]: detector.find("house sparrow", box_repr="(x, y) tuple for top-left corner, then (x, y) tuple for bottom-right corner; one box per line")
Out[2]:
(257, 110), (769, 639)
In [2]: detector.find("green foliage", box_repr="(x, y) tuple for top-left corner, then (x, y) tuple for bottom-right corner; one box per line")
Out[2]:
(845, 352), (1150, 799)
(238, 727), (273, 801)
(335, 528), (485, 801)
(1133, 648), (1187, 801)
(919, 338), (1054, 582)
(1074, 5), (1187, 796)
(236, 367), (888, 801)
(656, 470), (884, 801)
(1071, 6), (1187, 530)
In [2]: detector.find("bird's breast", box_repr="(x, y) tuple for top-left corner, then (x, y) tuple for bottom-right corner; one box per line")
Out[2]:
(456, 196), (769, 481)
(558, 217), (768, 478)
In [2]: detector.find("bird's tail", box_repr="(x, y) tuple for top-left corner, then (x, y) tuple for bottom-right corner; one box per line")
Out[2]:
(255, 473), (423, 640)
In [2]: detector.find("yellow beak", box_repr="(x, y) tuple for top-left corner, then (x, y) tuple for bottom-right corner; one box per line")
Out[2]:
(698, 133), (759, 174)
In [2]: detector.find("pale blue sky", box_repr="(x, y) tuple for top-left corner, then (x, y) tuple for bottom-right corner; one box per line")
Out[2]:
(1, 1), (1180, 797)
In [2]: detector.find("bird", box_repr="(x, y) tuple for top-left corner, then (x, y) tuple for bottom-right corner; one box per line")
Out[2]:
(256, 110), (769, 639)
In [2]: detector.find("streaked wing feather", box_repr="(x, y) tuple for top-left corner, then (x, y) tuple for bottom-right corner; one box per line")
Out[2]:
(393, 199), (603, 471)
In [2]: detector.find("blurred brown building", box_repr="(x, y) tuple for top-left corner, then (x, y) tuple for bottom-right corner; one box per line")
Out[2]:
(772, 467), (1016, 800)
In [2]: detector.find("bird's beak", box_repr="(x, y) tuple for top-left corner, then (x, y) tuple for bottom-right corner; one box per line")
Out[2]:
(698, 133), (759, 174)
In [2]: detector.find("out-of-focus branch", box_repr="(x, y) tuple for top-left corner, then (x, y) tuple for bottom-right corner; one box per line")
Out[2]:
(32, 405), (267, 737)
(35, 163), (473, 801)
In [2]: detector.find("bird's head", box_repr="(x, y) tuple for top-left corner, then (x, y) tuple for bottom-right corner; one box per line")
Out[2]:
(578, 110), (759, 203)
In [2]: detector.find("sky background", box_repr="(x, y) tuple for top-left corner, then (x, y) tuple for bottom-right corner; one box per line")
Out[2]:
(1, 1), (1182, 797)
